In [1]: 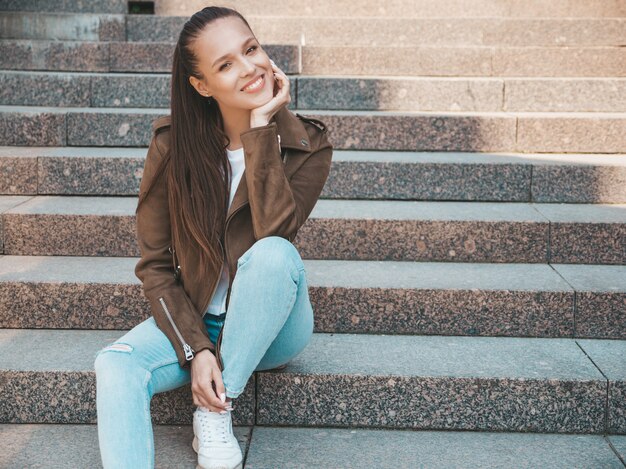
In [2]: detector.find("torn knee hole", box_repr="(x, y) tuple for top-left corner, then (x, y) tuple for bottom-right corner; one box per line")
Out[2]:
(101, 342), (133, 353)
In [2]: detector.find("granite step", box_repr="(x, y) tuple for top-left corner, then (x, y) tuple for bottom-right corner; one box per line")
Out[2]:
(2, 105), (625, 153)
(127, 15), (626, 47)
(0, 254), (624, 338)
(0, 328), (624, 434)
(0, 12), (125, 42)
(1, 195), (625, 264)
(2, 146), (626, 203)
(156, 0), (626, 18)
(3, 71), (626, 113)
(1, 39), (625, 76)
(0, 0), (127, 14)
(0, 423), (624, 468)
(301, 45), (626, 77)
(0, 39), (298, 73)
(3, 12), (624, 47)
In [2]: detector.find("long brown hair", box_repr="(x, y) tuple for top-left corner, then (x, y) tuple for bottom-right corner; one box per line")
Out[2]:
(137, 6), (254, 275)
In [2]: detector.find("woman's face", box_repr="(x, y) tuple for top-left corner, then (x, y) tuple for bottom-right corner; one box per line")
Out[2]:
(188, 16), (275, 111)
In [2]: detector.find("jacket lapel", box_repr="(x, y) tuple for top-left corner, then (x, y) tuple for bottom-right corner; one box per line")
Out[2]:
(226, 107), (312, 221)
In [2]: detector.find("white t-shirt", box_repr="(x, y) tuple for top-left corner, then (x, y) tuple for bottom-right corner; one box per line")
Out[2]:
(204, 146), (245, 317)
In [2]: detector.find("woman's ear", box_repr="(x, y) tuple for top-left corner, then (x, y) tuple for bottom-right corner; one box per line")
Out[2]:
(189, 76), (210, 98)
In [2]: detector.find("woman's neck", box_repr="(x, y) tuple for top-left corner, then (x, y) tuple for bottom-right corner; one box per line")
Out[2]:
(220, 106), (251, 151)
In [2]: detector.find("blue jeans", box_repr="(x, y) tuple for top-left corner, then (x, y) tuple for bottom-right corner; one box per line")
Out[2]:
(93, 236), (314, 469)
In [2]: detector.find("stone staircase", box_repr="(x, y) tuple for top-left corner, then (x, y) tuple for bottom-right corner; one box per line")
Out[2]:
(0, 0), (625, 467)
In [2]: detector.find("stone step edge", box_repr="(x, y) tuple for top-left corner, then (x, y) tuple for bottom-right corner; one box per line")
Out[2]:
(1, 104), (626, 118)
(2, 194), (626, 224)
(1, 145), (625, 164)
(0, 423), (623, 468)
(0, 254), (623, 294)
(5, 69), (626, 81)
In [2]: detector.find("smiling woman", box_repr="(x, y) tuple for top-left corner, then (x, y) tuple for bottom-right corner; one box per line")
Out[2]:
(94, 5), (332, 469)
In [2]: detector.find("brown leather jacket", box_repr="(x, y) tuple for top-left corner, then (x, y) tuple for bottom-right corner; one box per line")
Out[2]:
(134, 106), (333, 370)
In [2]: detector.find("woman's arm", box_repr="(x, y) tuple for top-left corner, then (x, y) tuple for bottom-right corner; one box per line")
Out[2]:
(239, 120), (333, 242)
(134, 131), (215, 369)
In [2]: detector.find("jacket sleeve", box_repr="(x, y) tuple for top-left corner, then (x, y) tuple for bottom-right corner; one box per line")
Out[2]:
(134, 131), (215, 369)
(239, 120), (333, 241)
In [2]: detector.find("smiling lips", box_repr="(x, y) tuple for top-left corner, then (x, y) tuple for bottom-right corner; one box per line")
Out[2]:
(241, 74), (265, 92)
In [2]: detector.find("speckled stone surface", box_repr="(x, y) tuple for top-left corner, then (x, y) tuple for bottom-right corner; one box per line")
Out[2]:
(517, 114), (626, 153)
(66, 108), (165, 146)
(505, 78), (626, 112)
(0, 196), (32, 252)
(0, 12), (125, 42)
(301, 45), (626, 77)
(533, 203), (626, 264)
(3, 106), (623, 153)
(305, 260), (575, 338)
(532, 161), (626, 203)
(127, 15), (188, 42)
(552, 264), (626, 339)
(0, 254), (147, 328)
(38, 152), (146, 195)
(156, 0), (626, 18)
(0, 0), (127, 13)
(127, 16), (626, 49)
(5, 70), (625, 115)
(0, 329), (255, 425)
(0, 155), (37, 194)
(311, 110), (516, 152)
(0, 255), (582, 338)
(325, 151), (532, 201)
(0, 40), (109, 72)
(109, 41), (174, 73)
(2, 195), (556, 262)
(245, 427), (624, 469)
(0, 71), (91, 106)
(257, 334), (606, 433)
(300, 199), (551, 262)
(2, 196), (138, 256)
(577, 339), (626, 434)
(0, 108), (66, 146)
(91, 73), (171, 108)
(0, 423), (252, 468)
(297, 76), (503, 111)
(492, 47), (626, 77)
(302, 45), (492, 76)
(4, 147), (626, 202)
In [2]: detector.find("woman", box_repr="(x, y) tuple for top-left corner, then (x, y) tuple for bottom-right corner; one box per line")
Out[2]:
(93, 6), (333, 469)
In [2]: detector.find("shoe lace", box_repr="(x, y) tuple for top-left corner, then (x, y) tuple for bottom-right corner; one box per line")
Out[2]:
(196, 407), (231, 445)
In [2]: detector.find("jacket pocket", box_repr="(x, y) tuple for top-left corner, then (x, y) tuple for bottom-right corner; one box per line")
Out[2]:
(158, 296), (194, 361)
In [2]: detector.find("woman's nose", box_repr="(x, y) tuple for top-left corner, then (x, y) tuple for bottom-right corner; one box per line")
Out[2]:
(240, 57), (256, 74)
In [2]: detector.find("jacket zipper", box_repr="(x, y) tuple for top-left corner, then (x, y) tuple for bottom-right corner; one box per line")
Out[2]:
(158, 296), (195, 361)
(200, 236), (225, 319)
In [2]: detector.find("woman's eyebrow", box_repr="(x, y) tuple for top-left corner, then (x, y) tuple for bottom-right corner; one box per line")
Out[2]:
(212, 36), (256, 68)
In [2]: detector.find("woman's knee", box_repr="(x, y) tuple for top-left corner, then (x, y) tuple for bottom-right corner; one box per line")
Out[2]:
(94, 342), (149, 390)
(237, 235), (304, 273)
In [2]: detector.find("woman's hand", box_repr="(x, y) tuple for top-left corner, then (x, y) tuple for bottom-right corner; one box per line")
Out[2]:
(190, 349), (232, 413)
(249, 59), (291, 128)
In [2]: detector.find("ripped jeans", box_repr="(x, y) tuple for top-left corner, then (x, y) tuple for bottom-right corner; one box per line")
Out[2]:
(93, 236), (314, 469)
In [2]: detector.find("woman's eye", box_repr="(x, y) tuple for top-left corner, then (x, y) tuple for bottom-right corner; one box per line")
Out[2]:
(219, 46), (258, 71)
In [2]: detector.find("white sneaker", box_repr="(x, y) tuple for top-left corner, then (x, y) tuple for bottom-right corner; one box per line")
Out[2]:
(192, 406), (243, 469)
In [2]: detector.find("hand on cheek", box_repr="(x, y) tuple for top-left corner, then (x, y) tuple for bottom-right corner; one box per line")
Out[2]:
(249, 58), (291, 127)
